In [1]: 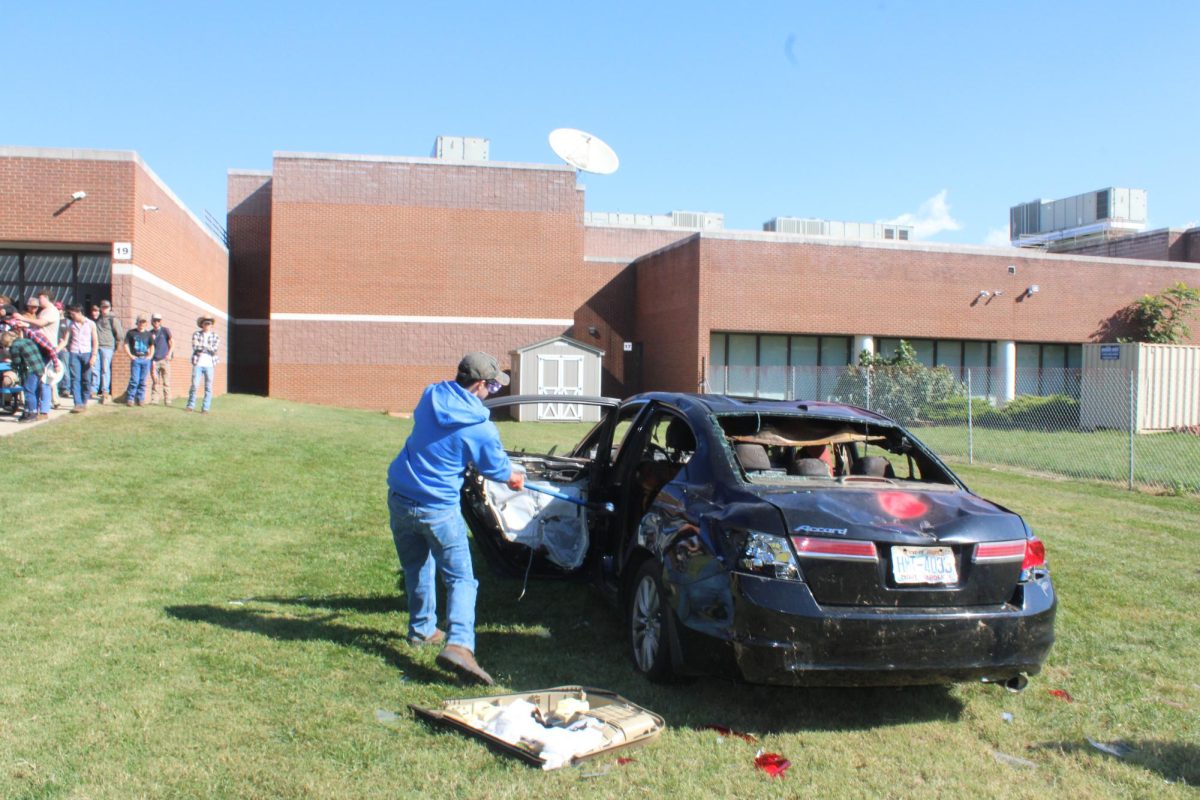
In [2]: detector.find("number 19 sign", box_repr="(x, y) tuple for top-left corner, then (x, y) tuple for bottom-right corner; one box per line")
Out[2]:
(112, 242), (132, 261)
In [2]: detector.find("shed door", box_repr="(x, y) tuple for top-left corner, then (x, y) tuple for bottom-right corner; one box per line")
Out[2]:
(537, 354), (584, 420)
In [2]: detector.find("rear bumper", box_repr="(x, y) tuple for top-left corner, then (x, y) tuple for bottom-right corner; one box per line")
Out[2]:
(677, 573), (1056, 686)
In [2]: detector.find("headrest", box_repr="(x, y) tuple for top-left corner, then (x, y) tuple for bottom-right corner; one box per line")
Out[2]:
(735, 443), (772, 472)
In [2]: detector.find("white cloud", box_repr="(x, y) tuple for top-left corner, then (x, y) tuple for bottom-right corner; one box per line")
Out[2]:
(885, 189), (962, 240)
(983, 227), (1012, 247)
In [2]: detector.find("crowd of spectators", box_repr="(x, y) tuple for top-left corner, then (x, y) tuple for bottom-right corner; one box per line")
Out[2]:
(0, 290), (221, 422)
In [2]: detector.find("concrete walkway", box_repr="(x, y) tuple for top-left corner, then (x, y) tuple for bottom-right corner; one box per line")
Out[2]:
(0, 394), (115, 436)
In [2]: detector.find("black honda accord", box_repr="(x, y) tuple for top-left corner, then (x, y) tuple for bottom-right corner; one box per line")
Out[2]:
(462, 393), (1055, 688)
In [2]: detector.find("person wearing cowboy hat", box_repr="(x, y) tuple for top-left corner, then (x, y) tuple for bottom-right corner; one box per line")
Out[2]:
(185, 316), (219, 413)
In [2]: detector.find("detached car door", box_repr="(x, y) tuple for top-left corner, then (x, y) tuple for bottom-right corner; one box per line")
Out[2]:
(460, 395), (620, 579)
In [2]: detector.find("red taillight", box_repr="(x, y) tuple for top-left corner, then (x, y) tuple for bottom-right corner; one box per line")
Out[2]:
(791, 536), (878, 562)
(1021, 537), (1046, 570)
(973, 540), (1026, 562)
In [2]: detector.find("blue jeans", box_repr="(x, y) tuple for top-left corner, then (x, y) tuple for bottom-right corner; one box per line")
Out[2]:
(128, 358), (152, 403)
(389, 491), (478, 651)
(93, 347), (114, 395)
(22, 372), (50, 415)
(69, 352), (93, 407)
(187, 364), (213, 411)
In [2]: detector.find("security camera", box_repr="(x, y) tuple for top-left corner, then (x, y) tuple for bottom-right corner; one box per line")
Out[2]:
(71, 191), (87, 201)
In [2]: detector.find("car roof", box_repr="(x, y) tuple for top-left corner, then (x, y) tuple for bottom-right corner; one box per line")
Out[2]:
(628, 392), (895, 424)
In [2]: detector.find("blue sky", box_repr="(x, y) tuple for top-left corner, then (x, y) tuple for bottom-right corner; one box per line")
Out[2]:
(5, 1), (1197, 245)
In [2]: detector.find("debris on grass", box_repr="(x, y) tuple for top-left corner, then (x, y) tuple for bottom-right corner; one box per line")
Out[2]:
(374, 709), (402, 728)
(754, 750), (791, 777)
(702, 724), (758, 743)
(579, 764), (612, 779)
(1048, 689), (1074, 702)
(1086, 738), (1133, 759)
(617, 756), (635, 766)
(992, 750), (1037, 769)
(1001, 712), (1014, 723)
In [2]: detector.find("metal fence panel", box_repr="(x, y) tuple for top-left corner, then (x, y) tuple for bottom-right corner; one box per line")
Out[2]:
(714, 364), (1200, 494)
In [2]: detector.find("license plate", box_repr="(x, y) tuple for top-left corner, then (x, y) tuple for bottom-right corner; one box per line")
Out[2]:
(892, 546), (958, 584)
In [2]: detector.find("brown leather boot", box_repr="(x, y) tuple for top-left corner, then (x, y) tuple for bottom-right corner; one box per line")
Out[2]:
(436, 644), (495, 686)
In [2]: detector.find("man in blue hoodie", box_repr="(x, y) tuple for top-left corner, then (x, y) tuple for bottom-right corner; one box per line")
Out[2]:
(387, 352), (524, 685)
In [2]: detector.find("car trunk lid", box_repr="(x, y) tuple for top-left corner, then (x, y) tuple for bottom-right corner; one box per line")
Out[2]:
(762, 485), (1027, 607)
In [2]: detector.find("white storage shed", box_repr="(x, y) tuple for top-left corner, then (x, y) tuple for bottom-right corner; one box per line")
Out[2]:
(509, 336), (606, 422)
(1080, 343), (1200, 432)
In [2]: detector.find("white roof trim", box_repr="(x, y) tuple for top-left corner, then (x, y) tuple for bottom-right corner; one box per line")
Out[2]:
(271, 313), (572, 326)
(112, 263), (228, 320)
(273, 150), (574, 173)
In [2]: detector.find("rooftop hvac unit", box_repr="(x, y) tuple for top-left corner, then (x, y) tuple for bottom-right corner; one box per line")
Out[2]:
(1009, 187), (1146, 242)
(764, 217), (912, 241)
(432, 136), (490, 161)
(671, 211), (724, 230)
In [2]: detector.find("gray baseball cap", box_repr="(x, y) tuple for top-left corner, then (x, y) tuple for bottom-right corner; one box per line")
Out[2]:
(457, 351), (509, 385)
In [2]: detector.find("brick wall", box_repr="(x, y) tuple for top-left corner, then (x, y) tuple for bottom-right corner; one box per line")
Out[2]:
(266, 154), (592, 410)
(583, 226), (695, 262)
(636, 240), (702, 393)
(0, 152), (133, 244)
(131, 163), (228, 315)
(0, 148), (229, 402)
(269, 319), (568, 410)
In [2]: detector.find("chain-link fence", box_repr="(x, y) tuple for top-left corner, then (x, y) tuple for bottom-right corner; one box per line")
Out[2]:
(707, 364), (1200, 495)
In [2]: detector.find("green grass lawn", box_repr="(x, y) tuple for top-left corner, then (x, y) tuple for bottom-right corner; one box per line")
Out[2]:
(2, 396), (1197, 799)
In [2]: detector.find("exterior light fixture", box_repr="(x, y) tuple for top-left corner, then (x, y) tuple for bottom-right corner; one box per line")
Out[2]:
(142, 204), (159, 212)
(1026, 285), (1040, 297)
(978, 290), (990, 298)
(71, 191), (87, 201)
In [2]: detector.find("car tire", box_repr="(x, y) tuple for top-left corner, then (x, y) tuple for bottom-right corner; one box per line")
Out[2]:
(627, 558), (674, 682)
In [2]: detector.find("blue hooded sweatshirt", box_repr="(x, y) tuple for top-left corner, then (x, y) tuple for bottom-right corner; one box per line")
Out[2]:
(387, 381), (512, 508)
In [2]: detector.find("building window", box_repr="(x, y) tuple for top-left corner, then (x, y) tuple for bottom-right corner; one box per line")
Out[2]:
(709, 332), (852, 399)
(0, 249), (111, 307)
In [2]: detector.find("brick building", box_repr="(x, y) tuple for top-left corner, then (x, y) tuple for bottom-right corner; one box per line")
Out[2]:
(575, 231), (1200, 404)
(226, 142), (1200, 411)
(229, 150), (628, 407)
(1, 146), (229, 398)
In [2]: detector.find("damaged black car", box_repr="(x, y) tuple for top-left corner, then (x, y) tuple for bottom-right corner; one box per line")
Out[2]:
(463, 393), (1055, 688)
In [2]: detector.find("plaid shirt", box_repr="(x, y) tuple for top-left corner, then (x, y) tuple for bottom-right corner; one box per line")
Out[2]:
(191, 329), (221, 366)
(25, 327), (60, 368)
(8, 336), (46, 380)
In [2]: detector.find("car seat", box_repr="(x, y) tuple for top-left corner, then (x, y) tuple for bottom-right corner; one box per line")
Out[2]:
(789, 457), (831, 477)
(851, 455), (895, 478)
(665, 417), (696, 461)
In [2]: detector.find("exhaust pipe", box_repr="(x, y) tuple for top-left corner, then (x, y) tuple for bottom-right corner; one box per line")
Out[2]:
(1003, 674), (1029, 693)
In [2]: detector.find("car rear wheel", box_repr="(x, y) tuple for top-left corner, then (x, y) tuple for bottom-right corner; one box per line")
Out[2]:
(628, 559), (673, 681)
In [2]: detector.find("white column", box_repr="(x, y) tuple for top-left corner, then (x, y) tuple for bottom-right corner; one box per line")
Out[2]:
(996, 340), (1016, 403)
(853, 335), (875, 362)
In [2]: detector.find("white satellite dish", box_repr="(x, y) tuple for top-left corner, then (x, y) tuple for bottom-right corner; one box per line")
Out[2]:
(549, 128), (620, 175)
